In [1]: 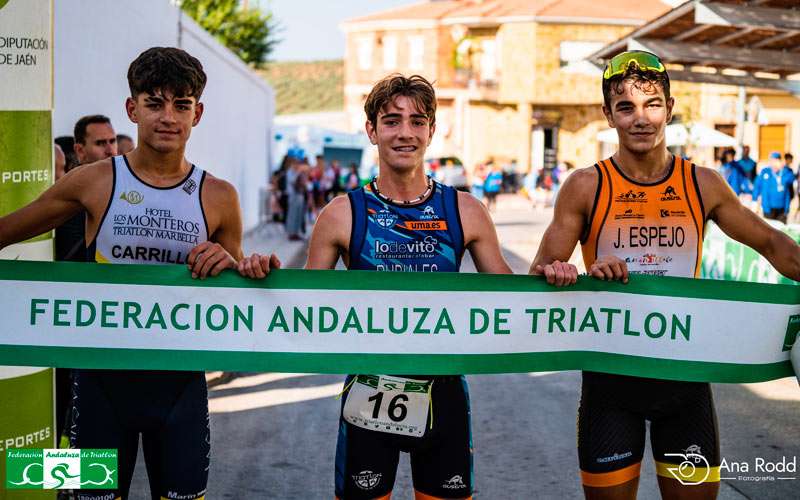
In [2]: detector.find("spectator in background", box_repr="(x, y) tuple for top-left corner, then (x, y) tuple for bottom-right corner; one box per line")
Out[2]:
(344, 162), (360, 191)
(553, 161), (575, 202)
(784, 153), (796, 201)
(56, 115), (117, 263)
(483, 161), (503, 211)
(471, 161), (487, 200)
(722, 148), (751, 197)
(330, 159), (343, 196)
(54, 143), (66, 181)
(753, 152), (794, 223)
(54, 135), (79, 172)
(310, 156), (325, 217)
(117, 133), (135, 155)
(738, 144), (757, 182)
(321, 158), (337, 202)
(73, 115), (117, 165)
(285, 159), (308, 241)
(274, 155), (295, 223)
(507, 159), (520, 192)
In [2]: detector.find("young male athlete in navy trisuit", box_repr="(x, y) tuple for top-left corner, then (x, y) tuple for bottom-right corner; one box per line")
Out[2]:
(530, 50), (800, 500)
(240, 73), (575, 500)
(0, 47), (278, 500)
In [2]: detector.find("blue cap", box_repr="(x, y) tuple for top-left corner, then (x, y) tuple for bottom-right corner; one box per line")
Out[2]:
(770, 151), (782, 159)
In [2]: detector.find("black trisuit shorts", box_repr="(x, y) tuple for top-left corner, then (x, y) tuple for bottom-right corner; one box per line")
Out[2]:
(578, 371), (720, 488)
(335, 375), (473, 499)
(69, 369), (210, 500)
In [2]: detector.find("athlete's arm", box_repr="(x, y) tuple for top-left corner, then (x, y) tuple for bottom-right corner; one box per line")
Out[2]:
(304, 195), (352, 270)
(528, 168), (595, 285)
(458, 191), (512, 274)
(0, 160), (110, 249)
(188, 176), (245, 279)
(699, 166), (800, 281)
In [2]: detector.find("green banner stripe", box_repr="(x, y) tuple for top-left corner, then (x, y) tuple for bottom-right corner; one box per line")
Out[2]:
(0, 345), (792, 383)
(2, 261), (799, 305)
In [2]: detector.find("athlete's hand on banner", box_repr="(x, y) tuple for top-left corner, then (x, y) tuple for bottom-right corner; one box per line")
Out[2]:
(187, 241), (237, 279)
(532, 260), (578, 286)
(237, 252), (281, 279)
(590, 255), (629, 283)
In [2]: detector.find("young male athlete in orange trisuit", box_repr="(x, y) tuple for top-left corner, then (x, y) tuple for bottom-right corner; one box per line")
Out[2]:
(239, 73), (576, 500)
(530, 51), (800, 499)
(0, 47), (278, 500)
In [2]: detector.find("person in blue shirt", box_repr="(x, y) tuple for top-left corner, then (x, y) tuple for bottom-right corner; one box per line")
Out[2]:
(738, 144), (757, 182)
(483, 161), (503, 211)
(721, 148), (751, 196)
(753, 151), (795, 223)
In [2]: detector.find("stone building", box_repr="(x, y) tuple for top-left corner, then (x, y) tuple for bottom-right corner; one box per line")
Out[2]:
(341, 0), (673, 174)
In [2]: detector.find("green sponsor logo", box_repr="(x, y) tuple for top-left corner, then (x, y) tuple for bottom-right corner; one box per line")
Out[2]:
(119, 190), (143, 204)
(356, 374), (379, 389)
(783, 314), (800, 352)
(5, 448), (117, 489)
(403, 381), (431, 393)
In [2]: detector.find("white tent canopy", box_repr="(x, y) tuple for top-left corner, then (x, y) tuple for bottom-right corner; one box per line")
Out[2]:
(597, 123), (735, 147)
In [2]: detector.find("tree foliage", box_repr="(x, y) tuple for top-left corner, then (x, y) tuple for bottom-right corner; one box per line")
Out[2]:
(180, 0), (279, 67)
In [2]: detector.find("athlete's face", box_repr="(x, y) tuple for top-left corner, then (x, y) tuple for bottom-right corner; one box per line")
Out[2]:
(366, 95), (434, 173)
(603, 79), (673, 156)
(126, 90), (203, 154)
(75, 122), (117, 164)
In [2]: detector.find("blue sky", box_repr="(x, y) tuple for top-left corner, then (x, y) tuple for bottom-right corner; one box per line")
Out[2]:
(263, 0), (416, 61)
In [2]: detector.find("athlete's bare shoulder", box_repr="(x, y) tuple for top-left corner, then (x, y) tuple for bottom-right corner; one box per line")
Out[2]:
(316, 194), (352, 236)
(556, 165), (600, 217)
(693, 164), (727, 187)
(63, 157), (114, 214)
(200, 172), (239, 208)
(692, 164), (733, 217)
(306, 194), (352, 269)
(63, 157), (113, 187)
(456, 190), (487, 224)
(562, 165), (599, 196)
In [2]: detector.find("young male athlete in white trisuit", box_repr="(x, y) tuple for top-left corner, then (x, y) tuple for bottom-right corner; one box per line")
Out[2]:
(241, 74), (575, 500)
(0, 47), (278, 500)
(530, 51), (800, 500)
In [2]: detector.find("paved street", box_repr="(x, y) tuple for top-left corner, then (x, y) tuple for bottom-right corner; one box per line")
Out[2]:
(131, 194), (799, 499)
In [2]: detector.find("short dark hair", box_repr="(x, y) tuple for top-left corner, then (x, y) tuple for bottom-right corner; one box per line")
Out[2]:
(54, 135), (79, 171)
(602, 62), (670, 111)
(364, 74), (436, 127)
(73, 115), (111, 145)
(116, 134), (133, 143)
(127, 47), (207, 99)
(786, 153), (794, 161)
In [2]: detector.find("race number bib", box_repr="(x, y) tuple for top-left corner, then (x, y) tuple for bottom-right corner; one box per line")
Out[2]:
(343, 375), (431, 437)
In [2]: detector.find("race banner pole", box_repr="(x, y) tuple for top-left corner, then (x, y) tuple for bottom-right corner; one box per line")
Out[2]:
(0, 1), (55, 498)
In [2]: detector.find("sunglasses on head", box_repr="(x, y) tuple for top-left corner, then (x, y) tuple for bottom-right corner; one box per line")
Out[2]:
(603, 51), (666, 80)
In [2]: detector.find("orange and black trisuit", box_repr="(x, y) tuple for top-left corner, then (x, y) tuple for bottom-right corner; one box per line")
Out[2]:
(577, 155), (721, 488)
